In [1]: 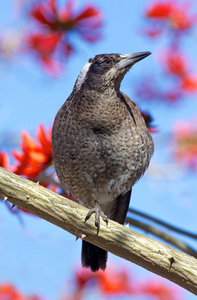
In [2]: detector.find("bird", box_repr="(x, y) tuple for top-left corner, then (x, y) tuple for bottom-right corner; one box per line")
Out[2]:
(52, 51), (154, 272)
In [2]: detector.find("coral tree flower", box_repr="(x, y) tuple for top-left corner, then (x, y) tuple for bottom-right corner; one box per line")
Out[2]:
(0, 151), (10, 169)
(12, 124), (52, 179)
(141, 280), (181, 300)
(163, 50), (188, 77)
(181, 74), (197, 92)
(146, 0), (196, 32)
(74, 266), (182, 299)
(162, 49), (197, 93)
(75, 267), (135, 295)
(1, 125), (54, 216)
(28, 0), (102, 75)
(141, 1), (197, 103)
(173, 119), (197, 170)
(0, 283), (42, 299)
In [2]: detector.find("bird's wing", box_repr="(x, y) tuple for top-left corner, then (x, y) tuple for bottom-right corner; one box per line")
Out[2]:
(110, 189), (132, 224)
(120, 92), (146, 126)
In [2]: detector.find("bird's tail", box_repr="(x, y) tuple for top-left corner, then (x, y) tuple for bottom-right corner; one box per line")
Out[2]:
(81, 240), (107, 272)
(81, 189), (131, 272)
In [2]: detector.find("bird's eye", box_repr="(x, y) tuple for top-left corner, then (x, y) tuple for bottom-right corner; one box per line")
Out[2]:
(104, 59), (111, 65)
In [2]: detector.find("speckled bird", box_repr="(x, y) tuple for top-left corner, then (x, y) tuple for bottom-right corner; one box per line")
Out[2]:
(52, 51), (154, 272)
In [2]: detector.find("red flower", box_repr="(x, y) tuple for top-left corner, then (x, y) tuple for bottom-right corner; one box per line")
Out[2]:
(163, 49), (188, 77)
(73, 266), (183, 299)
(180, 74), (197, 92)
(30, 0), (57, 28)
(159, 49), (197, 97)
(75, 268), (99, 288)
(0, 283), (21, 299)
(145, 0), (196, 35)
(142, 280), (181, 300)
(28, 32), (60, 55)
(97, 267), (134, 295)
(0, 151), (10, 170)
(12, 124), (52, 179)
(75, 266), (134, 295)
(170, 2), (196, 31)
(0, 283), (42, 300)
(173, 119), (197, 170)
(28, 32), (64, 76)
(28, 0), (102, 75)
(146, 1), (174, 19)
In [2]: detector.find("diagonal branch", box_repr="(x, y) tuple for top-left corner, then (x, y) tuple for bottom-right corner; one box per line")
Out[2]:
(128, 208), (197, 239)
(126, 217), (197, 257)
(0, 167), (197, 295)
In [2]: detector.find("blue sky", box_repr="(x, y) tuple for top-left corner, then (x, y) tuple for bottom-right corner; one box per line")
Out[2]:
(0, 0), (197, 299)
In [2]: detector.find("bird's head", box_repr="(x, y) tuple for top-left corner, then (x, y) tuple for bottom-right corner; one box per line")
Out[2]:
(74, 51), (151, 92)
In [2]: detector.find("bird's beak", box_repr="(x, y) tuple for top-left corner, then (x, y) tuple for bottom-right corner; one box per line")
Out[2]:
(117, 51), (151, 70)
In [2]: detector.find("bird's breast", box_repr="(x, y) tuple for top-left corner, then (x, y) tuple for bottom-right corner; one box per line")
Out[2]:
(52, 93), (154, 211)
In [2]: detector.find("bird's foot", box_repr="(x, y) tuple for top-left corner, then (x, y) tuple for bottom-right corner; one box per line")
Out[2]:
(85, 203), (108, 235)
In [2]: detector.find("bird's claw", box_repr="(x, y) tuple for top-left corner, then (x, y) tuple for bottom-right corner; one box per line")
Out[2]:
(85, 203), (108, 235)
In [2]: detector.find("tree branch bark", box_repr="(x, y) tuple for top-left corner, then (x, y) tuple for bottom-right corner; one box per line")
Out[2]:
(0, 166), (197, 295)
(126, 217), (197, 258)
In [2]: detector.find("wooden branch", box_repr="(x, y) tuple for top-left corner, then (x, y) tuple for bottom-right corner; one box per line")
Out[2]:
(126, 217), (197, 257)
(0, 167), (197, 295)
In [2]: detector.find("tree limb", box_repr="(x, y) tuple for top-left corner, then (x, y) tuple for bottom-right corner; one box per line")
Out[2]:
(0, 167), (197, 295)
(126, 217), (197, 257)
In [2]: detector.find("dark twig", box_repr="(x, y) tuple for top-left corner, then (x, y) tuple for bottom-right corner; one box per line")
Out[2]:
(128, 208), (197, 239)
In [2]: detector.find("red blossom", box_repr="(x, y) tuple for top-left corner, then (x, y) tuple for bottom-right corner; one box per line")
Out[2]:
(75, 268), (99, 288)
(161, 49), (197, 94)
(27, 31), (65, 76)
(0, 151), (10, 170)
(162, 49), (188, 77)
(170, 2), (195, 31)
(173, 119), (197, 170)
(28, 32), (61, 55)
(180, 74), (197, 92)
(0, 283), (42, 300)
(97, 267), (134, 295)
(75, 267), (135, 295)
(0, 283), (22, 299)
(12, 124), (52, 179)
(73, 266), (183, 299)
(30, 0), (57, 27)
(146, 1), (174, 19)
(145, 0), (196, 36)
(142, 280), (181, 300)
(161, 49), (197, 93)
(137, 48), (197, 104)
(0, 151), (36, 216)
(1, 125), (60, 215)
(28, 0), (102, 74)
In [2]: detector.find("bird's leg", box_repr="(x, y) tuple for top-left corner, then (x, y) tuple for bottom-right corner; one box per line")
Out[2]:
(85, 202), (108, 235)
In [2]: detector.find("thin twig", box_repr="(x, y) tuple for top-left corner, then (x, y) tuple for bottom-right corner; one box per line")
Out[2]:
(128, 208), (197, 239)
